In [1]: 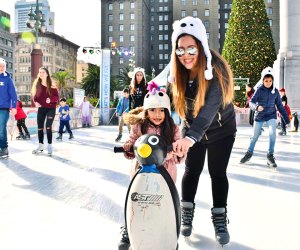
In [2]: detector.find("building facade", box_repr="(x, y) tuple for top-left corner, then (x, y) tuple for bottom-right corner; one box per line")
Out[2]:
(14, 32), (79, 103)
(15, 0), (54, 33)
(76, 60), (89, 85)
(0, 10), (15, 77)
(101, 0), (279, 78)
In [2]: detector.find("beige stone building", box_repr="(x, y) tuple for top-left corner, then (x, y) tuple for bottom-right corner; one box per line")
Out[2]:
(76, 60), (89, 85)
(14, 32), (79, 103)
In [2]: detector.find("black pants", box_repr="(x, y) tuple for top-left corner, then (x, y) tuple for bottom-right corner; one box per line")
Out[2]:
(17, 118), (29, 134)
(59, 120), (72, 134)
(37, 107), (56, 144)
(181, 134), (235, 208)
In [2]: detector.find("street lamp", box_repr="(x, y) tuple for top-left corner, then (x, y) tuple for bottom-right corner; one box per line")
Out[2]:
(26, 0), (46, 106)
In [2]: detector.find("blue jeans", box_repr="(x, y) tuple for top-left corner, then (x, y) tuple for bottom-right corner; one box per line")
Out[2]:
(248, 119), (277, 154)
(0, 109), (9, 149)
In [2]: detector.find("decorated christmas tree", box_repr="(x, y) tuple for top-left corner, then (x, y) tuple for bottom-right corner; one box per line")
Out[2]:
(222, 0), (277, 85)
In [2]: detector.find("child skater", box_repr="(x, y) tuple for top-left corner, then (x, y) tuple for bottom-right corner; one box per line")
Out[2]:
(118, 81), (186, 250)
(56, 98), (74, 140)
(15, 100), (30, 139)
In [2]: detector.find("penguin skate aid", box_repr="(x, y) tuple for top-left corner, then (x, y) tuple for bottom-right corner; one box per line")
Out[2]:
(114, 134), (181, 250)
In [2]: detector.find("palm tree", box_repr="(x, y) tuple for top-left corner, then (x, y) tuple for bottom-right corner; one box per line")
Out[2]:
(52, 70), (75, 98)
(81, 64), (100, 97)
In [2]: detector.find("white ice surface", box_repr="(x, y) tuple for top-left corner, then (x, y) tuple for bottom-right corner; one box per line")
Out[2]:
(0, 126), (299, 250)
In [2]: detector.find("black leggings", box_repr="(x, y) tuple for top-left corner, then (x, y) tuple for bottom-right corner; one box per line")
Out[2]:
(37, 107), (56, 144)
(181, 134), (235, 208)
(17, 118), (29, 134)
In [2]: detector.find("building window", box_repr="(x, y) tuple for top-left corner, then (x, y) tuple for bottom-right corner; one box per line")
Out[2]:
(120, 13), (124, 20)
(224, 3), (228, 9)
(269, 19), (273, 26)
(205, 9), (210, 16)
(151, 7), (155, 12)
(151, 15), (154, 21)
(181, 10), (186, 18)
(164, 34), (168, 40)
(120, 2), (124, 9)
(181, 0), (186, 5)
(108, 25), (113, 32)
(267, 7), (273, 15)
(108, 3), (113, 10)
(108, 14), (113, 21)
(225, 22), (228, 29)
(130, 2), (135, 8)
(204, 20), (209, 29)
(108, 36), (113, 43)
(192, 10), (198, 17)
(159, 15), (163, 21)
(151, 26), (154, 31)
(164, 6), (168, 11)
(225, 12), (229, 19)
(159, 54), (163, 60)
(120, 58), (124, 64)
(204, 0), (209, 4)
(267, 0), (272, 3)
(130, 24), (134, 31)
(164, 15), (168, 21)
(159, 25), (163, 31)
(159, 35), (163, 40)
(164, 44), (168, 50)
(164, 54), (168, 60)
(164, 25), (168, 30)
(120, 24), (124, 31)
(159, 44), (163, 50)
(131, 13), (135, 20)
(159, 64), (163, 70)
(192, 0), (198, 5)
(206, 32), (210, 39)
(120, 35), (124, 42)
(130, 35), (134, 42)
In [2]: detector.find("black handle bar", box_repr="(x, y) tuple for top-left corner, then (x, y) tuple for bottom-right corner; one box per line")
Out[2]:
(113, 145), (173, 153)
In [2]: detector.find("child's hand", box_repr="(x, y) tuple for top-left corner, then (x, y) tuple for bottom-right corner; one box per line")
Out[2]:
(257, 106), (264, 112)
(123, 142), (132, 152)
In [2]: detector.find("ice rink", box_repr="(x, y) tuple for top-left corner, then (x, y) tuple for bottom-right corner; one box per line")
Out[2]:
(0, 125), (299, 250)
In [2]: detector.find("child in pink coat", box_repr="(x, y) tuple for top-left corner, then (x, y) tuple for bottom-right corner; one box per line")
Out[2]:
(118, 82), (185, 249)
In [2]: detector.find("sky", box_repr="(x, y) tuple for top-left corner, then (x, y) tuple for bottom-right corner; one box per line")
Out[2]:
(1, 0), (102, 64)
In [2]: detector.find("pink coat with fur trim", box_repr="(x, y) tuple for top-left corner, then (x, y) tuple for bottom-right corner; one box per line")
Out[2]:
(124, 123), (185, 183)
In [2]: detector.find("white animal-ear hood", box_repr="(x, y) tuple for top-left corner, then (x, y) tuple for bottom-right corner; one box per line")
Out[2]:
(168, 16), (213, 83)
(260, 66), (275, 94)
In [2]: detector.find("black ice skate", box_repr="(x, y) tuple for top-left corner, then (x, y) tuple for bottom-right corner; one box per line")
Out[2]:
(16, 133), (25, 140)
(56, 134), (62, 141)
(69, 133), (74, 140)
(115, 134), (122, 142)
(24, 133), (30, 139)
(211, 207), (230, 246)
(240, 151), (253, 164)
(278, 129), (286, 136)
(0, 147), (9, 159)
(267, 153), (277, 169)
(118, 225), (130, 250)
(181, 201), (195, 237)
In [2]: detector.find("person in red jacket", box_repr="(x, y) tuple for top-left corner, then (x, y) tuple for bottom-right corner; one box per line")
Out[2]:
(15, 100), (30, 139)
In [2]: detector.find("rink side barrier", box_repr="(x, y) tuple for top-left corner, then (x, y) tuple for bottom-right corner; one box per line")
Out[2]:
(6, 107), (258, 140)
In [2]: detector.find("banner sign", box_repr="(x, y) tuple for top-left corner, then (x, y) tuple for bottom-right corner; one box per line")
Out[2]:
(99, 49), (111, 124)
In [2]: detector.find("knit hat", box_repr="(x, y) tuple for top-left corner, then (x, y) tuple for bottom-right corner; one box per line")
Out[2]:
(129, 67), (146, 88)
(0, 58), (6, 66)
(260, 66), (275, 94)
(168, 16), (213, 83)
(279, 88), (285, 92)
(143, 81), (171, 113)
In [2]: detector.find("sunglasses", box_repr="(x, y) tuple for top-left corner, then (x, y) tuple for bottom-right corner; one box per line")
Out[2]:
(175, 47), (198, 57)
